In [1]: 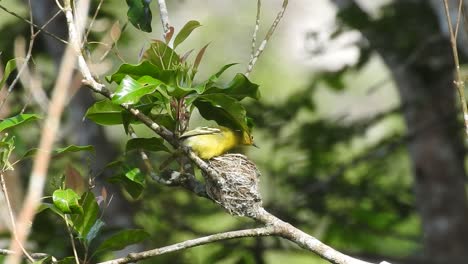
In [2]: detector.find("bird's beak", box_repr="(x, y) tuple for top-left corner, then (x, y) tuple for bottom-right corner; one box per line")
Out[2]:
(252, 142), (259, 148)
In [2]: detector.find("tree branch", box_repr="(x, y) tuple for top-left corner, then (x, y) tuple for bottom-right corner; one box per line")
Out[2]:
(97, 227), (276, 264)
(246, 0), (288, 76)
(157, 0), (171, 38)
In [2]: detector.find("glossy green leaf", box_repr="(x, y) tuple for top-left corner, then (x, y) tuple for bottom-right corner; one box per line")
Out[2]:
(96, 229), (149, 253)
(71, 192), (100, 244)
(107, 61), (163, 84)
(123, 168), (145, 199)
(193, 94), (250, 133)
(52, 189), (83, 214)
(85, 100), (124, 125)
(143, 40), (180, 70)
(126, 137), (170, 152)
(205, 73), (260, 100)
(112, 75), (164, 105)
(0, 59), (17, 89)
(173, 20), (201, 49)
(126, 0), (152, 32)
(0, 113), (40, 132)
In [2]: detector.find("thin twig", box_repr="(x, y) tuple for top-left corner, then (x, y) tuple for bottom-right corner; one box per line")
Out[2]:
(442, 0), (468, 137)
(85, 0), (105, 41)
(64, 215), (80, 264)
(245, 0), (288, 76)
(0, 248), (51, 260)
(0, 4), (67, 44)
(97, 227), (276, 264)
(0, 173), (34, 262)
(454, 0), (463, 39)
(157, 0), (171, 38)
(249, 0), (261, 64)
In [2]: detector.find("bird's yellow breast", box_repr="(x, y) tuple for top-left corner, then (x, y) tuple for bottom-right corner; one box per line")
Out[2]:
(183, 129), (239, 159)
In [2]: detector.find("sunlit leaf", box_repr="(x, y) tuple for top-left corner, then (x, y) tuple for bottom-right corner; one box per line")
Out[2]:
(126, 0), (152, 32)
(173, 20), (201, 49)
(52, 189), (83, 214)
(112, 75), (164, 105)
(96, 229), (149, 253)
(0, 113), (40, 132)
(126, 137), (170, 152)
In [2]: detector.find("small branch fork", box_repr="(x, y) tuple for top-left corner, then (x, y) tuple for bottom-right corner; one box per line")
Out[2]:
(442, 0), (468, 137)
(246, 0), (289, 76)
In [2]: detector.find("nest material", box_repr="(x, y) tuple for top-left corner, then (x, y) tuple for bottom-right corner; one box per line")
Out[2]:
(204, 153), (263, 217)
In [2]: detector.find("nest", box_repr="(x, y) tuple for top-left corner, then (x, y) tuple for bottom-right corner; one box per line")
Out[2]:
(203, 153), (263, 217)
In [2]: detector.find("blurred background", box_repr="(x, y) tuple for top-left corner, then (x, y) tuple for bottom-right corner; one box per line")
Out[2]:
(0, 0), (467, 263)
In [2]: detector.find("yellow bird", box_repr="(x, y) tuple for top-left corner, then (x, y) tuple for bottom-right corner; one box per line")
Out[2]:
(180, 126), (256, 159)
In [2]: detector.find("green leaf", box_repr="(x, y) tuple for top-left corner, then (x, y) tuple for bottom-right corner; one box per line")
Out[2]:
(123, 168), (145, 199)
(85, 218), (105, 246)
(205, 73), (260, 100)
(0, 135), (15, 170)
(0, 59), (17, 89)
(21, 145), (94, 160)
(143, 40), (180, 70)
(0, 113), (40, 132)
(193, 94), (250, 133)
(112, 75), (164, 105)
(71, 192), (100, 245)
(38, 203), (65, 219)
(52, 189), (83, 214)
(96, 229), (149, 253)
(126, 137), (170, 152)
(85, 100), (124, 125)
(173, 20), (201, 49)
(126, 0), (152, 32)
(55, 145), (95, 155)
(107, 61), (163, 84)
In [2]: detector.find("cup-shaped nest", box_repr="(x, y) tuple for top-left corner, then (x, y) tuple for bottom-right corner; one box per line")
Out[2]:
(203, 153), (262, 217)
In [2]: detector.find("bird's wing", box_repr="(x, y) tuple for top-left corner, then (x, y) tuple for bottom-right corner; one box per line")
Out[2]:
(179, 127), (222, 139)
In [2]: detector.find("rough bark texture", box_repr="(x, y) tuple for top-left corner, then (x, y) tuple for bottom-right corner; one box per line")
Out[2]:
(335, 1), (468, 263)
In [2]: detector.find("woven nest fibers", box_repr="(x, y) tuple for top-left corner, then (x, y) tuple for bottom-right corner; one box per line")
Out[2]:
(204, 153), (263, 217)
